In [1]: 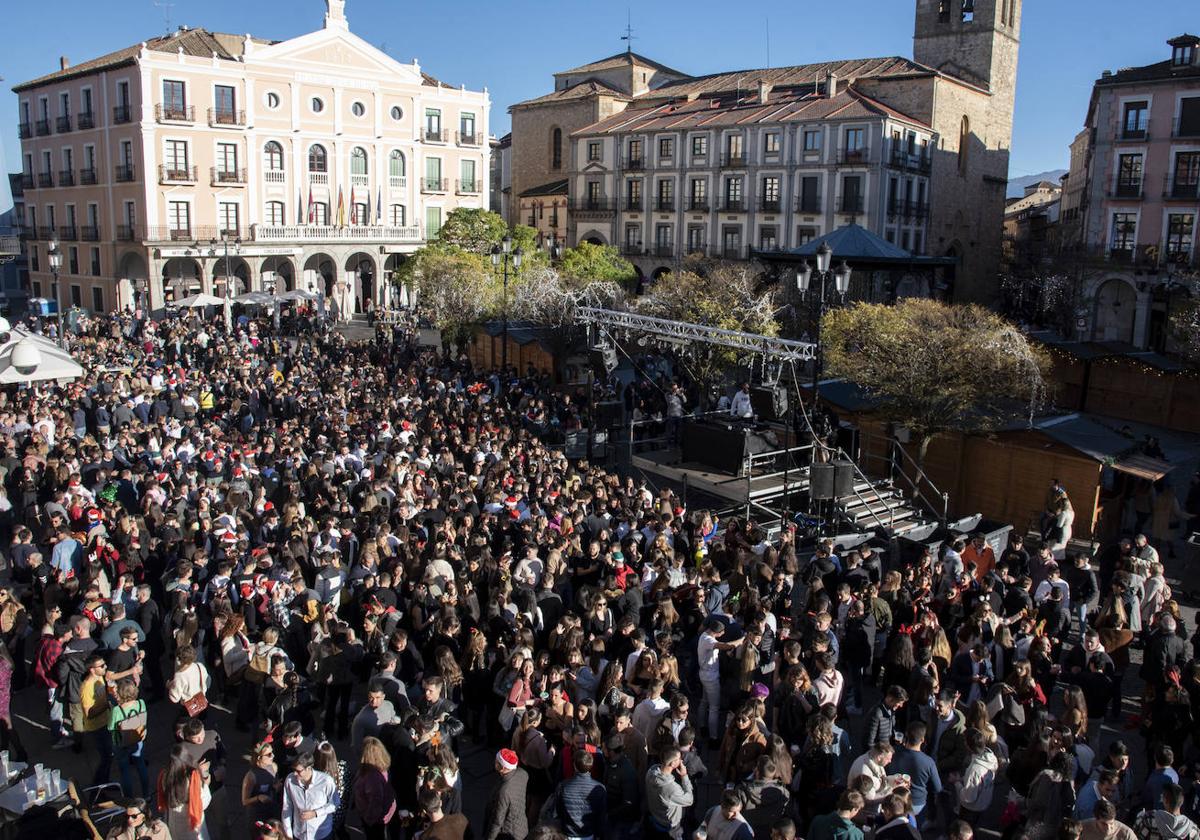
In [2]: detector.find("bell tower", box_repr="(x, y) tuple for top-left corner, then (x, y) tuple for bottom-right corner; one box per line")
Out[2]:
(913, 0), (1020, 99)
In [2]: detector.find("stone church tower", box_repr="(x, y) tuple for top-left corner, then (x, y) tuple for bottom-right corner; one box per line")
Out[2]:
(909, 0), (1023, 302)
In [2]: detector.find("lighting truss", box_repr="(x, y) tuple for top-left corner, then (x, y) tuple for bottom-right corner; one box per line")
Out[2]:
(577, 307), (817, 362)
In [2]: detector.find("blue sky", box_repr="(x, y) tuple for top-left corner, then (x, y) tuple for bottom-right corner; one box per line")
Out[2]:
(1, 0), (1197, 206)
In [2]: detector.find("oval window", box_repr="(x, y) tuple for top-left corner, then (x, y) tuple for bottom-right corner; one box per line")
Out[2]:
(311, 97), (324, 113)
(390, 105), (403, 121)
(265, 92), (280, 109)
(352, 101), (366, 117)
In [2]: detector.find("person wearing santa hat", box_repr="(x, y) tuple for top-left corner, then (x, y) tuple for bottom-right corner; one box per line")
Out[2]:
(483, 748), (528, 840)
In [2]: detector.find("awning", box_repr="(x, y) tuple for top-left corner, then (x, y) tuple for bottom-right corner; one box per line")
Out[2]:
(1111, 454), (1175, 482)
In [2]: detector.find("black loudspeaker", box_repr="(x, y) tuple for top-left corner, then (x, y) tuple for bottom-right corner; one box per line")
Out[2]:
(833, 461), (856, 498)
(589, 345), (618, 376)
(595, 401), (624, 428)
(810, 463), (835, 500)
(750, 386), (788, 422)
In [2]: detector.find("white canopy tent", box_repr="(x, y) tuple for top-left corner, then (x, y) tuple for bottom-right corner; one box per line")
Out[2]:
(170, 293), (226, 308)
(0, 328), (84, 384)
(277, 289), (319, 302)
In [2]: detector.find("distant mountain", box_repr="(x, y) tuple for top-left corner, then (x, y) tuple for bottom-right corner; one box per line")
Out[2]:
(1007, 169), (1068, 198)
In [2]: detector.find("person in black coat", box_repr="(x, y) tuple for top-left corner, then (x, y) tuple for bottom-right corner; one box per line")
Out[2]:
(842, 600), (875, 714)
(1142, 614), (1188, 691)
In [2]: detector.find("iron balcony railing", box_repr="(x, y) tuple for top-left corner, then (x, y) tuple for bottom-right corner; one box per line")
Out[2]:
(722, 245), (746, 259)
(654, 198), (675, 211)
(421, 178), (449, 192)
(159, 165), (198, 184)
(19, 174), (33, 190)
(838, 195), (865, 213)
(622, 157), (645, 170)
(77, 111), (95, 130)
(1173, 117), (1200, 138)
(211, 167), (247, 186)
(18, 123), (31, 139)
(456, 180), (481, 194)
(56, 116), (72, 133)
(796, 196), (822, 213)
(719, 153), (747, 168)
(59, 225), (78, 241)
(687, 198), (710, 211)
(1119, 126), (1147, 141)
(620, 243), (643, 256)
(423, 128), (447, 143)
(456, 131), (480, 146)
(208, 108), (245, 127)
(1162, 176), (1200, 200)
(719, 198), (745, 212)
(59, 169), (75, 187)
(156, 104), (194, 123)
(759, 198), (782, 213)
(839, 147), (869, 164)
(80, 168), (98, 185)
(38, 226), (56, 239)
(116, 225), (138, 242)
(81, 226), (99, 241)
(570, 198), (615, 213)
(37, 172), (53, 188)
(1108, 182), (1143, 199)
(115, 164), (135, 182)
(113, 105), (132, 124)
(35, 119), (51, 136)
(624, 197), (643, 211)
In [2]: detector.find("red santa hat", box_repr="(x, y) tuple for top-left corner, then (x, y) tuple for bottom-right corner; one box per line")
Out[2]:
(496, 749), (519, 771)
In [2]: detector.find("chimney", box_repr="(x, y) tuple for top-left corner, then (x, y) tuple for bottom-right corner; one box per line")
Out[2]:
(827, 71), (839, 97)
(757, 79), (772, 104)
(59, 56), (70, 71)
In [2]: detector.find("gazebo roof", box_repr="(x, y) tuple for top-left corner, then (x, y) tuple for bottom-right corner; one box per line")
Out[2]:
(756, 223), (956, 267)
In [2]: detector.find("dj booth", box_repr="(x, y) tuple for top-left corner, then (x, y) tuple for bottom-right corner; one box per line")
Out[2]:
(681, 417), (780, 475)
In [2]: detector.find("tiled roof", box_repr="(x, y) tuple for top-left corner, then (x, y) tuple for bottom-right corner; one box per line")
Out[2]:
(557, 51), (687, 79)
(646, 56), (933, 100)
(13, 28), (277, 91)
(512, 79), (631, 109)
(1095, 58), (1200, 86)
(520, 179), (569, 198)
(573, 85), (929, 137)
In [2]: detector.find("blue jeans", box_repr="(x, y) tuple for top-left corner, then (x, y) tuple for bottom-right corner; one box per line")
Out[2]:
(89, 728), (113, 787)
(116, 742), (149, 797)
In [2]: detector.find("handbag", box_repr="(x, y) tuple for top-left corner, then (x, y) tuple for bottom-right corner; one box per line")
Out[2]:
(182, 664), (209, 718)
(116, 707), (148, 747)
(244, 649), (271, 684)
(498, 703), (517, 732)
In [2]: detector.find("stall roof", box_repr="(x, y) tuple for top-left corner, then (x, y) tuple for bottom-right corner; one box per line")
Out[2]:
(1111, 453), (1175, 481)
(756, 223), (957, 267)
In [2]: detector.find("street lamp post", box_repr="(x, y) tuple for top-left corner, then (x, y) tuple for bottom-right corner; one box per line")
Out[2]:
(490, 235), (523, 372)
(795, 242), (852, 459)
(211, 234), (241, 333)
(47, 238), (64, 346)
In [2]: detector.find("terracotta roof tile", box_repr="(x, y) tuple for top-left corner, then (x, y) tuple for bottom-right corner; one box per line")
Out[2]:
(557, 51), (688, 79)
(512, 79), (631, 109)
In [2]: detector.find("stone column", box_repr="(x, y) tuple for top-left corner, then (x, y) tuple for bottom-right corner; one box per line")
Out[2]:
(1132, 288), (1151, 348)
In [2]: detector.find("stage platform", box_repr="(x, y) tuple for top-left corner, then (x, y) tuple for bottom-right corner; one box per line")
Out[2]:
(631, 448), (811, 505)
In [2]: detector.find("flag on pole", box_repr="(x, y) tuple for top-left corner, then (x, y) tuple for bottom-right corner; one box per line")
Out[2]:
(376, 187), (382, 226)
(307, 186), (315, 224)
(297, 188), (304, 227)
(350, 186), (356, 226)
(336, 186), (346, 227)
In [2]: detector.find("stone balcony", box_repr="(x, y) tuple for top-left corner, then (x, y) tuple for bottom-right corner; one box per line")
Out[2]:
(248, 224), (423, 244)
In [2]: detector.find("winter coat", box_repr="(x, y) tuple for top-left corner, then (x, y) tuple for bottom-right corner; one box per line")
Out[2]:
(483, 768), (529, 840)
(955, 749), (1000, 813)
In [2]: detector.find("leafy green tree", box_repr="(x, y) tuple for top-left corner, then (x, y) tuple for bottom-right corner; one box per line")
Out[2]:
(1167, 275), (1200, 367)
(559, 242), (638, 286)
(410, 248), (498, 350)
(821, 299), (1050, 464)
(434, 208), (508, 255)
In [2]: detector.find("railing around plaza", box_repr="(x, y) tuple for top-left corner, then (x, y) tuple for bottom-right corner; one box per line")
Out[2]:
(249, 224), (423, 243)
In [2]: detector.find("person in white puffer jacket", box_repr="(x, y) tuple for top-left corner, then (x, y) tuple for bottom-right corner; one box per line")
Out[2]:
(955, 727), (1000, 824)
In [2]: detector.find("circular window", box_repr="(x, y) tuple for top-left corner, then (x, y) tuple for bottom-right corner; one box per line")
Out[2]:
(351, 101), (366, 117)
(390, 105), (403, 121)
(265, 91), (280, 109)
(311, 97), (324, 113)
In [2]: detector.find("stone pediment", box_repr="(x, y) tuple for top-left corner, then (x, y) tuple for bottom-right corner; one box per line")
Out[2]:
(252, 30), (421, 84)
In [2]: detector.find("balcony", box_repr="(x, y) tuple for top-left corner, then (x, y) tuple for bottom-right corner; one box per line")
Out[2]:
(913, 202), (930, 218)
(722, 245), (746, 260)
(624, 197), (643, 211)
(211, 167), (247, 186)
(889, 148), (931, 173)
(759, 198), (782, 213)
(155, 104), (194, 123)
(1118, 127), (1147, 141)
(309, 171), (329, 186)
(56, 116), (72, 133)
(37, 172), (53, 188)
(456, 131), (480, 147)
(81, 226), (99, 242)
(77, 111), (95, 130)
(687, 198), (710, 212)
(116, 225), (138, 242)
(423, 128), (447, 143)
(686, 242), (708, 255)
(839, 148), (869, 165)
(1173, 117), (1200, 139)
(115, 164), (135, 182)
(79, 167), (97, 185)
(421, 178), (448, 193)
(654, 198), (675, 212)
(653, 244), (674, 257)
(1163, 176), (1200, 200)
(18, 123), (31, 139)
(388, 175), (407, 190)
(113, 105), (132, 124)
(838, 196), (865, 214)
(264, 170), (287, 184)
(159, 165), (198, 184)
(208, 108), (245, 128)
(59, 169), (75, 187)
(1108, 182), (1143, 200)
(718, 198), (745, 213)
(249, 224), (423, 244)
(59, 225), (78, 241)
(35, 119), (50, 136)
(719, 153), (747, 168)
(19, 174), (33, 190)
(622, 157), (645, 171)
(570, 198), (615, 214)
(1108, 247), (1135, 263)
(21, 227), (38, 241)
(456, 180), (481, 194)
(38, 226), (56, 239)
(796, 196), (822, 214)
(620, 243), (643, 256)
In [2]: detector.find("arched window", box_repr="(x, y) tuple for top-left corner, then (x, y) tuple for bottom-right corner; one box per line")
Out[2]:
(308, 144), (327, 173)
(264, 142), (284, 171)
(389, 150), (406, 177)
(351, 147), (368, 175)
(265, 200), (285, 226)
(957, 116), (970, 176)
(551, 127), (563, 170)
(389, 204), (406, 226)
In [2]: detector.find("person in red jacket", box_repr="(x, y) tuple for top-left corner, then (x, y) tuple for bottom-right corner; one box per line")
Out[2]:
(33, 614), (71, 746)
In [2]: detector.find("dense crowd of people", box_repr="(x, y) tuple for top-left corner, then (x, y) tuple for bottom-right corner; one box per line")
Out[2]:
(0, 306), (1197, 840)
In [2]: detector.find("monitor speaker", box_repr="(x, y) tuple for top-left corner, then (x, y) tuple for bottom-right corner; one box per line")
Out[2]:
(750, 385), (788, 422)
(810, 463), (835, 500)
(833, 461), (856, 498)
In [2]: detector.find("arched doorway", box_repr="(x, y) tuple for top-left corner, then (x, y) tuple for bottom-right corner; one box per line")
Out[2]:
(345, 252), (376, 313)
(161, 257), (202, 304)
(582, 233), (606, 246)
(303, 253), (336, 297)
(383, 254), (409, 308)
(117, 251), (148, 310)
(1093, 278), (1136, 343)
(261, 256), (295, 292)
(211, 256), (250, 297)
(651, 266), (671, 282)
